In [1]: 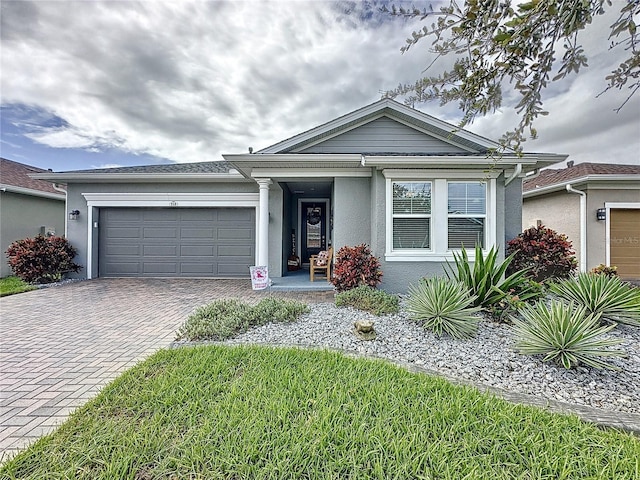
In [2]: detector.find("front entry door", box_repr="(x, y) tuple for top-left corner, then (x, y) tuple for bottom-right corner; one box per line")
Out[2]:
(301, 202), (327, 264)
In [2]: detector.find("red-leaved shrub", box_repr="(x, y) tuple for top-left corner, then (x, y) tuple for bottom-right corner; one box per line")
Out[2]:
(331, 244), (382, 292)
(6, 235), (82, 284)
(506, 225), (577, 282)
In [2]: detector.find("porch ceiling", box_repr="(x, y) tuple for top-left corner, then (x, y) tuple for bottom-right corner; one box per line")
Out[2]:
(284, 181), (332, 197)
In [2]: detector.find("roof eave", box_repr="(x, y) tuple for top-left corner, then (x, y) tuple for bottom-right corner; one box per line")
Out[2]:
(523, 174), (640, 198)
(0, 184), (66, 200)
(362, 154), (566, 171)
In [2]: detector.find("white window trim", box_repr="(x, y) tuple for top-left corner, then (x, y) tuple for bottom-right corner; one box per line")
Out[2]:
(390, 181), (433, 253)
(81, 192), (260, 279)
(385, 176), (496, 261)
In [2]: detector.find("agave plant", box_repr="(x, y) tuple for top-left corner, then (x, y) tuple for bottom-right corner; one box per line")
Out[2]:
(550, 273), (640, 326)
(407, 277), (481, 339)
(445, 244), (538, 308)
(511, 300), (625, 370)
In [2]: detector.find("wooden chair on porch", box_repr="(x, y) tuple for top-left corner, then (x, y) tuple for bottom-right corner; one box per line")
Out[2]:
(310, 247), (333, 282)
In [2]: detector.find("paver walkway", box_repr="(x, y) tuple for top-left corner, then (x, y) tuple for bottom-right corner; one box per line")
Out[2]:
(0, 278), (333, 460)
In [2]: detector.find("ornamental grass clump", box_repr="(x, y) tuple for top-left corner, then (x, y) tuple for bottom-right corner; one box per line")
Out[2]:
(176, 298), (309, 341)
(445, 244), (538, 309)
(511, 300), (625, 370)
(407, 277), (481, 339)
(335, 285), (399, 315)
(550, 273), (640, 327)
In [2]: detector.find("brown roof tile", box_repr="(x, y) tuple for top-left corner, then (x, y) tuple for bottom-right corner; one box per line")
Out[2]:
(523, 162), (640, 192)
(0, 158), (65, 195)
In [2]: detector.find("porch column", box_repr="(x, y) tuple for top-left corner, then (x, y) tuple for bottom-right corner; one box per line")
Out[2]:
(256, 178), (272, 267)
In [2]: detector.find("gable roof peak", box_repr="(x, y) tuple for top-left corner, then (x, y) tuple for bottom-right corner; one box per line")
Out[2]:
(257, 98), (502, 154)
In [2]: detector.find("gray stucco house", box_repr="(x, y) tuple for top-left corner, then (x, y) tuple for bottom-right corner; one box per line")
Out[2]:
(1, 158), (66, 278)
(33, 99), (566, 292)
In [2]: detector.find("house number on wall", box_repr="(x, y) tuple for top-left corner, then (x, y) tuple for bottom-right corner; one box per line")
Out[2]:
(170, 201), (179, 207)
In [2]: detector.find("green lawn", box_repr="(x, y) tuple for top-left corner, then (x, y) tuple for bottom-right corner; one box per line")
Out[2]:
(0, 276), (35, 297)
(1, 345), (638, 479)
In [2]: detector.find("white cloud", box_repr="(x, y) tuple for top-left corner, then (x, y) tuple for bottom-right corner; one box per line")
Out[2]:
(1, 0), (638, 168)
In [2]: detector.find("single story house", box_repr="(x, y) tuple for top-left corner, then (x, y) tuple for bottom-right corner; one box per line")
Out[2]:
(523, 161), (640, 281)
(1, 158), (66, 278)
(33, 99), (566, 292)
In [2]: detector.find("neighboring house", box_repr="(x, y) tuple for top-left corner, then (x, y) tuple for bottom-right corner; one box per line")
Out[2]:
(523, 162), (640, 281)
(0, 158), (67, 277)
(32, 99), (566, 292)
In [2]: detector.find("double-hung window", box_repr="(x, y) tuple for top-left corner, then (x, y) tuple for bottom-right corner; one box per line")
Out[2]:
(386, 174), (495, 260)
(392, 182), (431, 250)
(447, 182), (486, 249)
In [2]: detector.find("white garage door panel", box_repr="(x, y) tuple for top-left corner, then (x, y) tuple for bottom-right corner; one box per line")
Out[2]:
(99, 207), (255, 278)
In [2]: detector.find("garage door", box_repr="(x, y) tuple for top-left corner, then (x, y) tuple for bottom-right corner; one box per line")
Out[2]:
(99, 208), (255, 277)
(610, 208), (640, 280)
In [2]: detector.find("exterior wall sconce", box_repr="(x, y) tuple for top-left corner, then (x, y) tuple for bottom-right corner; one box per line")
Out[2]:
(69, 210), (80, 221)
(596, 208), (606, 221)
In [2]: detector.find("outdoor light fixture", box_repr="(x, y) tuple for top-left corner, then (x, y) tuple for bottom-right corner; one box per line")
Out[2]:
(596, 208), (606, 221)
(69, 210), (80, 221)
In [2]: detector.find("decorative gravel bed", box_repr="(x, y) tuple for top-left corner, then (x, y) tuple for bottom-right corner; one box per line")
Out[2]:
(222, 302), (640, 414)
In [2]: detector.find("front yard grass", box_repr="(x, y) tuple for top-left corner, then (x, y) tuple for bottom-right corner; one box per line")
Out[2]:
(0, 276), (35, 297)
(2, 345), (638, 479)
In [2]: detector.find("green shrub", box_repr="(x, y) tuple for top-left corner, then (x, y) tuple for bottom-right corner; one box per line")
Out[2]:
(550, 273), (640, 326)
(486, 279), (546, 323)
(335, 285), (399, 315)
(511, 300), (625, 370)
(5, 235), (82, 284)
(589, 264), (618, 277)
(506, 225), (577, 282)
(176, 297), (309, 341)
(445, 244), (538, 308)
(331, 244), (383, 292)
(407, 277), (481, 339)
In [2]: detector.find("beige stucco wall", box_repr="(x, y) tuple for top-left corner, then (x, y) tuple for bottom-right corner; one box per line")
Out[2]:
(523, 184), (640, 273)
(522, 191), (581, 262)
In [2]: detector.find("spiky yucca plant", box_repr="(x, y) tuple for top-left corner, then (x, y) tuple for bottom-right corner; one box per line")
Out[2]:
(445, 244), (538, 308)
(511, 300), (625, 370)
(550, 273), (640, 326)
(407, 277), (481, 339)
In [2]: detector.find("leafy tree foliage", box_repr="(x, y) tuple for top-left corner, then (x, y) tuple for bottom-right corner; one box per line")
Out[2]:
(383, 0), (639, 153)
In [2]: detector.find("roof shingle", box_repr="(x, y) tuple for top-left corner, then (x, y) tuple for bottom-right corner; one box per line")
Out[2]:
(0, 158), (65, 195)
(62, 161), (233, 174)
(523, 162), (640, 192)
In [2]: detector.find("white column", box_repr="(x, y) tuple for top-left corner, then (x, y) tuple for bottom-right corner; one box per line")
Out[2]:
(256, 178), (272, 267)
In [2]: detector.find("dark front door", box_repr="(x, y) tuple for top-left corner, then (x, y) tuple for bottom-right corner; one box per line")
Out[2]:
(301, 202), (327, 264)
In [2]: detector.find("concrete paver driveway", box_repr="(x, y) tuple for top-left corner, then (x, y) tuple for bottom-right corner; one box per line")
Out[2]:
(0, 278), (333, 460)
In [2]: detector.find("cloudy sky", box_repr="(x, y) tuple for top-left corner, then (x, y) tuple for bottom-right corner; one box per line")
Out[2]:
(1, 0), (638, 172)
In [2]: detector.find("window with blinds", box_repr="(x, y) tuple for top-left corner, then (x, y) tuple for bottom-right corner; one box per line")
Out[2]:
(392, 182), (431, 249)
(447, 182), (486, 249)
